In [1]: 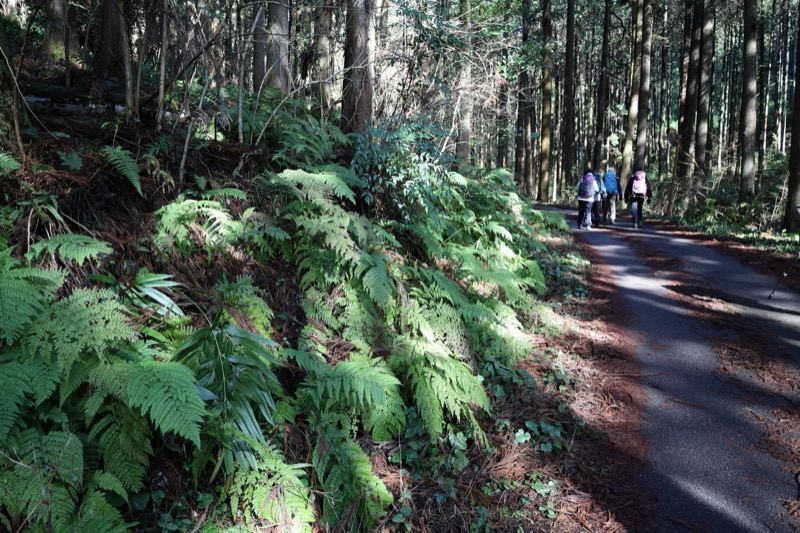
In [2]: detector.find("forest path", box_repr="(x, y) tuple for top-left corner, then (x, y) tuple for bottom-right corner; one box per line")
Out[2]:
(559, 209), (800, 531)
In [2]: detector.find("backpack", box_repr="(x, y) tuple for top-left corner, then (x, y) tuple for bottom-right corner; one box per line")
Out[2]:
(603, 170), (618, 194)
(631, 170), (647, 196)
(579, 173), (595, 199)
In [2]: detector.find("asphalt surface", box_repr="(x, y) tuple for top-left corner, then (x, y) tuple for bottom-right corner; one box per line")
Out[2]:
(559, 209), (800, 532)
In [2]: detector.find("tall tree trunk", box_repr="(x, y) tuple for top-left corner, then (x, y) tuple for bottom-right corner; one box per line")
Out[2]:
(739, 0), (758, 200)
(538, 0), (552, 201)
(97, 0), (130, 82)
(341, 0), (374, 133)
(782, 0), (800, 230)
(635, 0), (653, 170)
(267, 0), (290, 94)
(656, 3), (669, 178)
(693, 0), (715, 196)
(514, 0), (531, 189)
(562, 0), (576, 180)
(253, 6), (266, 92)
(514, 73), (530, 189)
(312, 1), (335, 109)
(756, 2), (769, 187)
(496, 82), (508, 168)
(676, 1), (702, 199)
(456, 0), (472, 166)
(620, 0), (643, 185)
(592, 0), (612, 170)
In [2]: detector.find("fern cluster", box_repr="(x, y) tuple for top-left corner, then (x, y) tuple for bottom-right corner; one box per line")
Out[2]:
(0, 246), (206, 532)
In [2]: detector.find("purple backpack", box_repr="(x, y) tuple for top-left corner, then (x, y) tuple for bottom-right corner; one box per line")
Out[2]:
(579, 173), (595, 199)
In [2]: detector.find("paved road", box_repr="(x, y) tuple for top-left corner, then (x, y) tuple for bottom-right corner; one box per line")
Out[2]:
(560, 210), (799, 532)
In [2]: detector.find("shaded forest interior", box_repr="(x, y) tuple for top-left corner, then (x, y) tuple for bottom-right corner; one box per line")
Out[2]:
(0, 0), (798, 531)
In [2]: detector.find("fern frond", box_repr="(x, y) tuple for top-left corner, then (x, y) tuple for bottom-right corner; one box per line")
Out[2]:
(89, 405), (152, 492)
(27, 234), (113, 265)
(155, 197), (242, 250)
(128, 362), (205, 447)
(201, 187), (249, 201)
(99, 145), (142, 196)
(303, 353), (400, 410)
(64, 490), (128, 533)
(227, 438), (314, 531)
(312, 413), (392, 529)
(365, 385), (406, 442)
(88, 471), (129, 503)
(391, 336), (489, 440)
(292, 213), (361, 264)
(26, 289), (132, 376)
(0, 362), (32, 441)
(0, 151), (21, 175)
(356, 252), (395, 309)
(277, 168), (357, 205)
(2, 429), (84, 531)
(0, 251), (64, 345)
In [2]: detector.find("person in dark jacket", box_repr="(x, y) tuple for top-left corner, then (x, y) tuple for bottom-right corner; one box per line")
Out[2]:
(623, 167), (652, 229)
(601, 166), (621, 224)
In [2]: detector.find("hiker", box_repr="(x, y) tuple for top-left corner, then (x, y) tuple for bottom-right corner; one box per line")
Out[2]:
(591, 170), (607, 226)
(624, 167), (652, 229)
(602, 166), (621, 224)
(576, 169), (599, 230)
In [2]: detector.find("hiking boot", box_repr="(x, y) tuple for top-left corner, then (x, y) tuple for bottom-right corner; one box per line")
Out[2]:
(633, 223), (639, 229)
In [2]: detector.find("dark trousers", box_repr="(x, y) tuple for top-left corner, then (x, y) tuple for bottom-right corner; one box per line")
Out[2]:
(577, 200), (592, 227)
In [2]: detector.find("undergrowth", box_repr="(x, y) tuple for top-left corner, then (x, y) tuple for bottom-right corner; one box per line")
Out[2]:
(0, 103), (595, 532)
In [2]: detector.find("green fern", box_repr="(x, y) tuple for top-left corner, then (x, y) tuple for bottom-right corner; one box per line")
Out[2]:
(227, 438), (314, 531)
(155, 196), (243, 252)
(99, 145), (142, 196)
(0, 362), (32, 441)
(312, 413), (393, 530)
(276, 167), (358, 206)
(27, 233), (113, 265)
(0, 250), (65, 345)
(128, 362), (205, 446)
(88, 405), (153, 492)
(299, 352), (401, 411)
(0, 151), (21, 176)
(390, 335), (489, 442)
(62, 490), (128, 533)
(1, 429), (84, 531)
(26, 288), (133, 376)
(217, 276), (275, 337)
(356, 252), (395, 309)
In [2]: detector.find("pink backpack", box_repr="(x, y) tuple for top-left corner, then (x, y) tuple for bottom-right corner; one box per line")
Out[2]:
(632, 171), (647, 196)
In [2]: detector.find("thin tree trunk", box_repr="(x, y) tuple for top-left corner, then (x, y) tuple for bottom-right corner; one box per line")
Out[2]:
(456, 0), (472, 166)
(156, 0), (168, 129)
(620, 0), (643, 185)
(514, 0), (531, 189)
(592, 0), (612, 170)
(538, 0), (552, 201)
(635, 0), (653, 170)
(693, 0), (715, 196)
(676, 1), (702, 200)
(562, 0), (576, 181)
(782, 0), (800, 230)
(739, 0), (758, 200)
